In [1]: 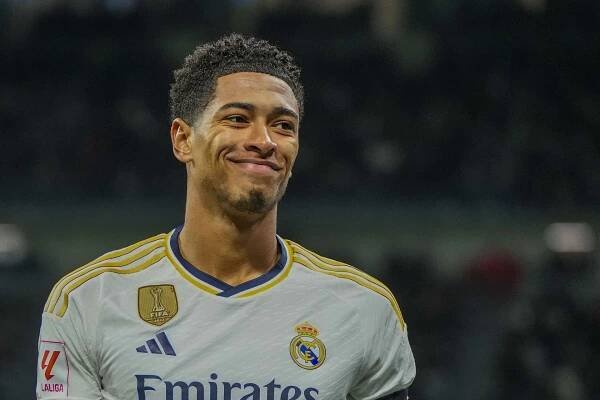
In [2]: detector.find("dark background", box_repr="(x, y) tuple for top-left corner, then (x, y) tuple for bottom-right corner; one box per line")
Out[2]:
(1, 0), (599, 399)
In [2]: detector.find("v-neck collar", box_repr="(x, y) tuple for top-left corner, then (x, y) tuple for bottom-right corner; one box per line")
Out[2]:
(166, 226), (290, 298)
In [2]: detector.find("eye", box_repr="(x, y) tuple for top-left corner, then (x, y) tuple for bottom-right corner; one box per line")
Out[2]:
(224, 115), (247, 124)
(273, 120), (296, 133)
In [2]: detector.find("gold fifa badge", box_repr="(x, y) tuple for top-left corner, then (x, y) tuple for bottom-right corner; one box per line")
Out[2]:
(289, 322), (326, 370)
(138, 285), (178, 326)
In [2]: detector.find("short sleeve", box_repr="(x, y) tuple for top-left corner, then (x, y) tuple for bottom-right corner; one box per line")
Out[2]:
(36, 304), (101, 400)
(349, 303), (416, 400)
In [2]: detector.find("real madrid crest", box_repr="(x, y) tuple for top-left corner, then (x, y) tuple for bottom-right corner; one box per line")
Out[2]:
(289, 322), (326, 370)
(138, 285), (178, 326)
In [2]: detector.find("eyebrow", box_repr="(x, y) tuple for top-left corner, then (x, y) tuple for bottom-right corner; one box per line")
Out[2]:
(268, 106), (299, 121)
(216, 102), (299, 121)
(217, 102), (255, 113)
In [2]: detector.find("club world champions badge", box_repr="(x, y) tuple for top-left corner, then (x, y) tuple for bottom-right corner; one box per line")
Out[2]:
(289, 322), (326, 370)
(138, 285), (178, 326)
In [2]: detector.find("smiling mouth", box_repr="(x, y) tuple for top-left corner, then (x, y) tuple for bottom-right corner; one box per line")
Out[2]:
(228, 159), (282, 175)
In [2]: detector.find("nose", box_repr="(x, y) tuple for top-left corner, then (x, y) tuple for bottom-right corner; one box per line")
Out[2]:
(244, 123), (277, 156)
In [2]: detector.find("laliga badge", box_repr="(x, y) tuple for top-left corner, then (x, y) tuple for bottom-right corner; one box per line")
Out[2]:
(38, 340), (68, 395)
(289, 322), (326, 370)
(138, 284), (178, 326)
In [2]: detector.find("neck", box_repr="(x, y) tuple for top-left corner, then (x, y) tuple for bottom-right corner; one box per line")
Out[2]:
(178, 186), (279, 287)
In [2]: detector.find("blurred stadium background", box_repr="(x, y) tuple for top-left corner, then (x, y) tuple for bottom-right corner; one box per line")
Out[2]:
(1, 0), (599, 399)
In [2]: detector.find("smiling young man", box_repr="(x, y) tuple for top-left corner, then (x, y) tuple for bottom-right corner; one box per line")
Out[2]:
(36, 34), (415, 400)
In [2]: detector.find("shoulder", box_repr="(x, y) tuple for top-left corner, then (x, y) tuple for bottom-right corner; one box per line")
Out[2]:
(43, 232), (169, 318)
(285, 239), (406, 331)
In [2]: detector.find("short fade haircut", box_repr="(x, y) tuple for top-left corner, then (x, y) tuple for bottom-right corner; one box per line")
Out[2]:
(169, 33), (304, 124)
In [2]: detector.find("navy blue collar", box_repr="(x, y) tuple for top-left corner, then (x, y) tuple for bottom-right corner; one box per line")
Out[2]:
(169, 226), (287, 297)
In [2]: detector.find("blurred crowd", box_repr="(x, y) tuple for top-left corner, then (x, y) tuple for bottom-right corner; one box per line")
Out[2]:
(381, 245), (600, 400)
(1, 0), (599, 206)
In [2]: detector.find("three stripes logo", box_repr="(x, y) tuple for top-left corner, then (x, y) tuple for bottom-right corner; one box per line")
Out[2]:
(136, 331), (176, 356)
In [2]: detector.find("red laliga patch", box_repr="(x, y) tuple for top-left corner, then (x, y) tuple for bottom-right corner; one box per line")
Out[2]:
(38, 340), (69, 396)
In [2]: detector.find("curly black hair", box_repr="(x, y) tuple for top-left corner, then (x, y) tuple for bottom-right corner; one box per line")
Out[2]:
(169, 33), (304, 124)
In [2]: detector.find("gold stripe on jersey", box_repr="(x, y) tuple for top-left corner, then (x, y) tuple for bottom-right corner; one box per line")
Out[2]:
(45, 233), (166, 312)
(165, 231), (221, 295)
(166, 252), (221, 295)
(291, 241), (400, 304)
(291, 245), (406, 330)
(55, 250), (166, 318)
(291, 244), (405, 328)
(46, 237), (166, 314)
(234, 239), (294, 298)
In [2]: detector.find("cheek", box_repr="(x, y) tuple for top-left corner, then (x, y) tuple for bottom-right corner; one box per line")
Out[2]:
(208, 130), (238, 158)
(283, 141), (299, 167)
(194, 133), (228, 166)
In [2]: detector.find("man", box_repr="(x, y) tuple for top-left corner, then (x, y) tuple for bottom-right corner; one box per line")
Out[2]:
(37, 34), (415, 400)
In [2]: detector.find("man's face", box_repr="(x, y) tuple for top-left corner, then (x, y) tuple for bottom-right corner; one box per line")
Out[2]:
(185, 72), (300, 215)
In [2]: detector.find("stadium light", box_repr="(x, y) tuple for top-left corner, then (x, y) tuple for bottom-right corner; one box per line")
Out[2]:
(544, 223), (596, 253)
(0, 224), (28, 268)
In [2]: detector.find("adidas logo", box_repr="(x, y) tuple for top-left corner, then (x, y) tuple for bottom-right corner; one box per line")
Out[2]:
(136, 331), (176, 356)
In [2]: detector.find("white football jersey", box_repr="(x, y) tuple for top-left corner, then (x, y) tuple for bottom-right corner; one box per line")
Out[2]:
(37, 227), (415, 400)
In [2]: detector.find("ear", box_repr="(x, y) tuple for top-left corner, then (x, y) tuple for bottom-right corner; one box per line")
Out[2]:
(170, 118), (193, 163)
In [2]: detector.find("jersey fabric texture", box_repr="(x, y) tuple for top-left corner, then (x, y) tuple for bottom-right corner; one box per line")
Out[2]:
(37, 227), (415, 400)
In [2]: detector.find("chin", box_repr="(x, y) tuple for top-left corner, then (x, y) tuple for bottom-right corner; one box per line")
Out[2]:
(205, 175), (288, 215)
(230, 188), (279, 214)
